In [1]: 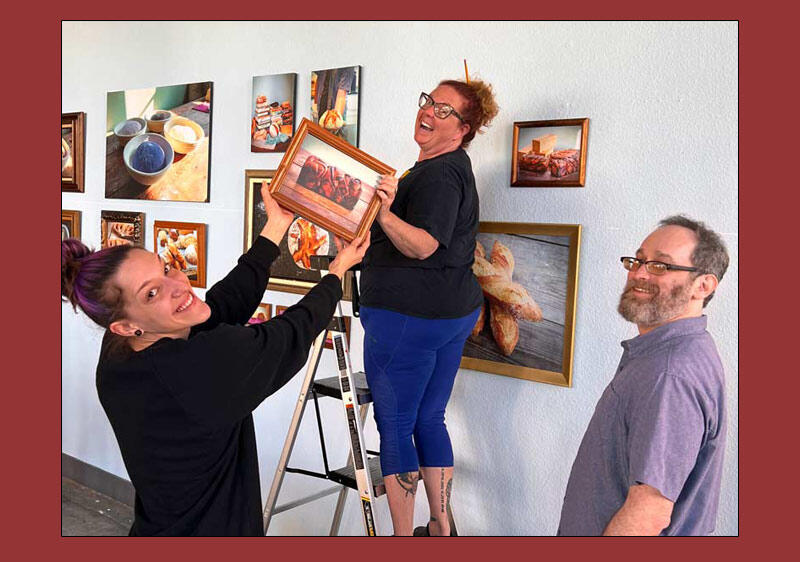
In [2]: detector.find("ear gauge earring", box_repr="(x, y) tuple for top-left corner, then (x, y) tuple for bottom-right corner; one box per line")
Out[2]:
(135, 329), (143, 337)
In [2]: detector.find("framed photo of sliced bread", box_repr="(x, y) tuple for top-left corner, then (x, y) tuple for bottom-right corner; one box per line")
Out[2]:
(62, 210), (81, 241)
(251, 73), (296, 153)
(62, 112), (86, 192)
(511, 118), (589, 187)
(153, 220), (207, 288)
(461, 222), (581, 387)
(269, 118), (394, 243)
(244, 169), (354, 300)
(101, 211), (145, 249)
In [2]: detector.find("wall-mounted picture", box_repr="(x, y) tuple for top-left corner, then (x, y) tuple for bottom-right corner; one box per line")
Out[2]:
(511, 118), (589, 187)
(324, 316), (351, 350)
(310, 65), (361, 147)
(105, 81), (213, 202)
(62, 210), (81, 241)
(275, 305), (288, 316)
(153, 221), (207, 288)
(252, 73), (296, 153)
(269, 118), (394, 243)
(461, 222), (581, 388)
(248, 302), (273, 325)
(244, 169), (354, 301)
(101, 211), (145, 249)
(62, 112), (85, 192)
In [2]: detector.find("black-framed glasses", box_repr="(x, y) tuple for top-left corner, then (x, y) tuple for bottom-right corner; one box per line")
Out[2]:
(418, 92), (465, 122)
(620, 257), (699, 276)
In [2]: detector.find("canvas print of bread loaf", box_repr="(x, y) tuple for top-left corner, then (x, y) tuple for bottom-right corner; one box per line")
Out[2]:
(310, 65), (360, 147)
(244, 169), (355, 301)
(105, 81), (213, 202)
(101, 211), (144, 250)
(153, 221), (207, 288)
(511, 119), (589, 187)
(461, 223), (581, 387)
(251, 73), (296, 153)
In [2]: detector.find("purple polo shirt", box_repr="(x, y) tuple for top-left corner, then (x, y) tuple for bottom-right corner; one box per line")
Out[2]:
(558, 316), (727, 536)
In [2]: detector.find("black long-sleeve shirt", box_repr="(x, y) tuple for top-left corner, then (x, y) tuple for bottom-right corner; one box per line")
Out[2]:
(95, 236), (342, 536)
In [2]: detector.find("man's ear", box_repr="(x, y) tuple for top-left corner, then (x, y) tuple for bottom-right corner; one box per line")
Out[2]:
(109, 319), (138, 338)
(693, 273), (719, 302)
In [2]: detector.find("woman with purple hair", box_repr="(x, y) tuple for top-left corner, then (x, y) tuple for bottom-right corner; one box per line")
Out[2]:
(61, 184), (369, 536)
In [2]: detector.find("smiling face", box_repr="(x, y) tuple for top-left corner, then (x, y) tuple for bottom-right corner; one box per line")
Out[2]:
(617, 225), (706, 333)
(414, 85), (470, 161)
(109, 249), (211, 341)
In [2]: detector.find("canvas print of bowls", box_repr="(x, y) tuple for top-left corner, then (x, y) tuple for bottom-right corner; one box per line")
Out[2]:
(123, 133), (174, 185)
(113, 117), (147, 146)
(146, 110), (173, 133)
(62, 138), (71, 171)
(164, 116), (204, 154)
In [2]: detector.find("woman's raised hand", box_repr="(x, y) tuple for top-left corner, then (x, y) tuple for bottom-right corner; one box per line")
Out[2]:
(328, 232), (371, 280)
(259, 182), (295, 246)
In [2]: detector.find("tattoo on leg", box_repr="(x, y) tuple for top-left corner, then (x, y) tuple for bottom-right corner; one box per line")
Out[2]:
(440, 469), (445, 514)
(445, 477), (453, 510)
(394, 472), (418, 498)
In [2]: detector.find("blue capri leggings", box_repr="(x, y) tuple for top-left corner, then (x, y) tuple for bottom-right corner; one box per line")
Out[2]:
(360, 305), (481, 476)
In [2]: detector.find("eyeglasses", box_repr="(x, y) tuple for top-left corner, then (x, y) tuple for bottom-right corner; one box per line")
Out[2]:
(418, 92), (465, 122)
(620, 257), (699, 276)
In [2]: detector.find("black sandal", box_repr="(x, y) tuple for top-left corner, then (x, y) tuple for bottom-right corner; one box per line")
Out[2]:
(412, 522), (455, 536)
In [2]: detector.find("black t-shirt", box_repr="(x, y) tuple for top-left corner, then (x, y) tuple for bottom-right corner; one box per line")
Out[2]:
(360, 147), (482, 319)
(95, 237), (342, 536)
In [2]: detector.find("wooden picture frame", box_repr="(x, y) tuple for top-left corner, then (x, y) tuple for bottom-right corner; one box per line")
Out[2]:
(61, 210), (81, 241)
(62, 112), (85, 192)
(511, 118), (589, 187)
(245, 169), (354, 301)
(269, 118), (394, 243)
(101, 210), (145, 249)
(275, 305), (288, 316)
(461, 222), (581, 388)
(248, 302), (273, 325)
(153, 220), (207, 288)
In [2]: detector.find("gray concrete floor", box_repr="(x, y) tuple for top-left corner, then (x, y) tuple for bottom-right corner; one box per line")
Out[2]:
(61, 477), (134, 536)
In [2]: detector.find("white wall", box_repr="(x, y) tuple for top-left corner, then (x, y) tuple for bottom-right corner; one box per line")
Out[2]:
(62, 21), (738, 536)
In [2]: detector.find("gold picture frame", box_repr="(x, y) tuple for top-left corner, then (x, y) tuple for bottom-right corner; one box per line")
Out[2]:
(61, 210), (81, 241)
(153, 220), (207, 288)
(461, 222), (581, 387)
(244, 169), (353, 301)
(511, 118), (589, 187)
(62, 112), (85, 192)
(269, 118), (394, 243)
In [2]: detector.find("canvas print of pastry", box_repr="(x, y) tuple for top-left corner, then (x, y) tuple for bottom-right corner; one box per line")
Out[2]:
(461, 223), (581, 387)
(310, 66), (360, 147)
(511, 119), (589, 187)
(251, 73), (296, 153)
(105, 81), (213, 201)
(153, 221), (207, 288)
(101, 211), (144, 249)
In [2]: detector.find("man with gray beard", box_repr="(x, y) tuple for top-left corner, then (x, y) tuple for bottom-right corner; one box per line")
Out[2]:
(558, 215), (729, 536)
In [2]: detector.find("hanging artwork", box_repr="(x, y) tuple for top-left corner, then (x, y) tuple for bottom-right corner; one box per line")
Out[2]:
(101, 211), (145, 249)
(461, 222), (581, 387)
(251, 73), (296, 153)
(62, 210), (81, 241)
(105, 81), (213, 201)
(153, 221), (207, 288)
(310, 65), (361, 147)
(244, 169), (354, 301)
(248, 303), (273, 325)
(511, 118), (589, 187)
(62, 112), (85, 192)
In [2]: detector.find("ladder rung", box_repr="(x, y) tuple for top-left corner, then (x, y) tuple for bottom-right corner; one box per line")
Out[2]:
(328, 457), (385, 497)
(313, 371), (372, 403)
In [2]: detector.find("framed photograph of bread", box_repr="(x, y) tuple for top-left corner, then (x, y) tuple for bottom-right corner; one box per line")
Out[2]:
(251, 73), (296, 153)
(511, 118), (589, 187)
(244, 169), (354, 301)
(101, 211), (145, 249)
(62, 112), (85, 192)
(269, 118), (394, 243)
(247, 302), (273, 325)
(311, 65), (360, 147)
(153, 220), (207, 288)
(62, 210), (81, 241)
(105, 81), (213, 202)
(461, 222), (582, 388)
(275, 305), (288, 316)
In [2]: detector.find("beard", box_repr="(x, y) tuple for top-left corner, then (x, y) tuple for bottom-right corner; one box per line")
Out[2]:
(617, 278), (693, 327)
